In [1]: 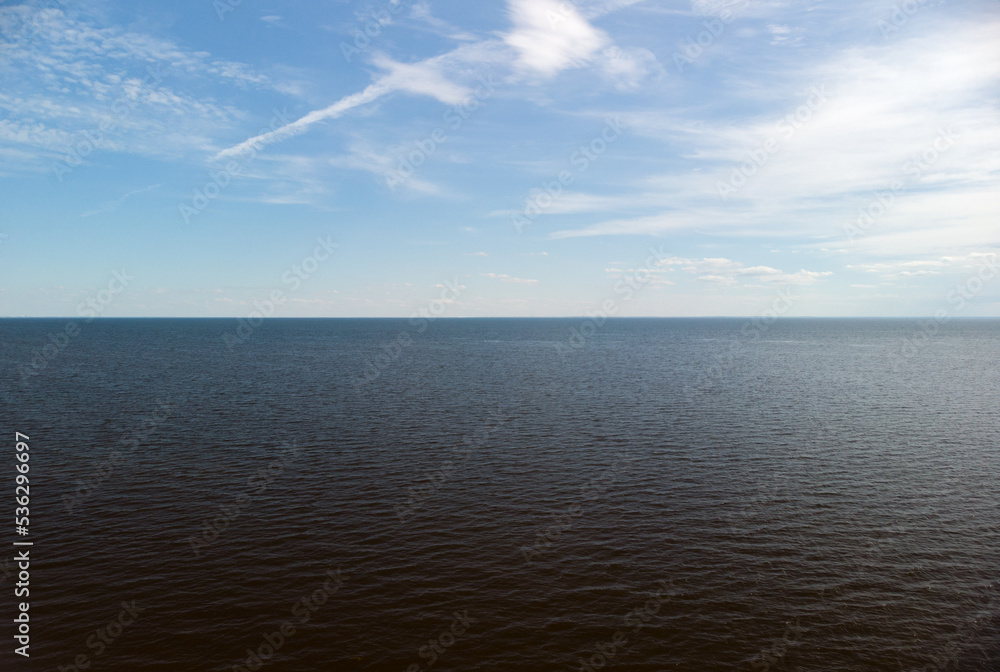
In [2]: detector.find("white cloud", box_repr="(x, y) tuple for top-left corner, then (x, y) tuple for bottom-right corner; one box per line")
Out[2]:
(372, 54), (474, 105)
(848, 253), (999, 281)
(697, 274), (739, 286)
(767, 24), (802, 46)
(213, 0), (656, 163)
(660, 257), (832, 286)
(482, 272), (538, 284)
(549, 17), (1000, 253)
(598, 45), (662, 90)
(503, 0), (610, 76)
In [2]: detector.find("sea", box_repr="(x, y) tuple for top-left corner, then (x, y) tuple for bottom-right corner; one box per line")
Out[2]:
(0, 317), (997, 671)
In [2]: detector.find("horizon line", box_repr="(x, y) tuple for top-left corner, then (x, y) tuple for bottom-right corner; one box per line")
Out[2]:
(2, 316), (998, 320)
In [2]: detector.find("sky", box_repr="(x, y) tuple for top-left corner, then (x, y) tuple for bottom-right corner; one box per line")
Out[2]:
(0, 0), (998, 317)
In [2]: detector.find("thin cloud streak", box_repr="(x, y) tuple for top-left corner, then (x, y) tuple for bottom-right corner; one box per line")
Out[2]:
(214, 82), (392, 159)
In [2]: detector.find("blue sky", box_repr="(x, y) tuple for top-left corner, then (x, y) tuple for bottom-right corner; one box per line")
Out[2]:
(0, 0), (997, 317)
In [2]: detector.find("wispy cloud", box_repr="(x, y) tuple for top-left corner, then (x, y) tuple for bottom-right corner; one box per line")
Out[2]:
(548, 17), (1000, 261)
(482, 272), (538, 284)
(0, 5), (278, 170)
(848, 253), (999, 281)
(81, 184), (160, 217)
(660, 257), (833, 286)
(215, 0), (661, 162)
(215, 82), (392, 160)
(3, 0), (995, 317)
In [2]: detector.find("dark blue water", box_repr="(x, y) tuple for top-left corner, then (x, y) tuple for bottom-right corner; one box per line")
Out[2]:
(1, 318), (997, 671)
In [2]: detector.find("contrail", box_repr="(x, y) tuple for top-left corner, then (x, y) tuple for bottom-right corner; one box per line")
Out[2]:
(214, 81), (393, 160)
